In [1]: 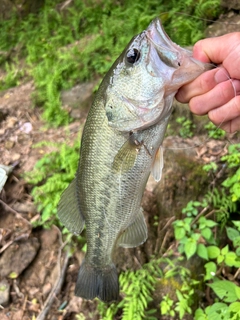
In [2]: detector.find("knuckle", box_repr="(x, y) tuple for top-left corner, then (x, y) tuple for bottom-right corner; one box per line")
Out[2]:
(208, 110), (217, 124)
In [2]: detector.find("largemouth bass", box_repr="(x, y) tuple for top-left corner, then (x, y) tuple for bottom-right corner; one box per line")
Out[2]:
(58, 18), (212, 302)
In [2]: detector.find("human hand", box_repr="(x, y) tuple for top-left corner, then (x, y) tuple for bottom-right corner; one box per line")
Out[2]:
(176, 33), (240, 133)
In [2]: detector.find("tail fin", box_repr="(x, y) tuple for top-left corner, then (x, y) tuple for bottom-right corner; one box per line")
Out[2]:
(75, 260), (119, 302)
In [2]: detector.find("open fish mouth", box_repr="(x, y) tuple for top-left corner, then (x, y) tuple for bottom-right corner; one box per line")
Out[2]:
(146, 18), (184, 68)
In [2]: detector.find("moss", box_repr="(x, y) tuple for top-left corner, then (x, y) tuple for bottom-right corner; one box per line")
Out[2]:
(155, 276), (182, 302)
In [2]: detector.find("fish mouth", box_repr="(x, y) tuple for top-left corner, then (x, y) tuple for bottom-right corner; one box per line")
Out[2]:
(147, 18), (171, 46)
(146, 18), (184, 68)
(146, 18), (213, 84)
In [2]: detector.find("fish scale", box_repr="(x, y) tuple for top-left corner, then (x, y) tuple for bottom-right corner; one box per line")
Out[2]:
(58, 17), (212, 302)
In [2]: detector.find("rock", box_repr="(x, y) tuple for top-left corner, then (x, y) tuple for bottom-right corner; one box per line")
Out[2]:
(61, 80), (99, 119)
(205, 11), (240, 37)
(0, 279), (10, 307)
(154, 136), (208, 220)
(20, 227), (61, 299)
(12, 202), (37, 214)
(221, 0), (240, 10)
(0, 237), (40, 278)
(65, 296), (83, 314)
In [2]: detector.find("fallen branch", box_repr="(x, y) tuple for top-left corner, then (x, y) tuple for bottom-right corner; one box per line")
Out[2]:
(36, 227), (70, 320)
(0, 199), (32, 227)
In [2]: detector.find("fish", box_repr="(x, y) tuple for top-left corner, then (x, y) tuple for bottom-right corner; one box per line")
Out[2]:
(58, 17), (212, 303)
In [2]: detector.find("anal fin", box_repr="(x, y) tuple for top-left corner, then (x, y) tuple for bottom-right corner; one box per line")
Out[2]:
(117, 209), (148, 248)
(151, 146), (164, 182)
(58, 178), (85, 235)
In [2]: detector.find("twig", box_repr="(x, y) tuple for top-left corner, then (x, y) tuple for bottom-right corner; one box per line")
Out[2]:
(37, 252), (69, 320)
(154, 216), (175, 254)
(60, 0), (73, 10)
(36, 227), (70, 320)
(159, 229), (172, 254)
(190, 206), (210, 227)
(204, 209), (216, 219)
(0, 199), (32, 227)
(234, 268), (240, 280)
(0, 233), (29, 254)
(13, 279), (24, 299)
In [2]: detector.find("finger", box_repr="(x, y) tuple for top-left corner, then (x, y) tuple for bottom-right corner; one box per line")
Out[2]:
(208, 95), (240, 127)
(193, 33), (240, 79)
(189, 79), (240, 115)
(176, 67), (229, 103)
(219, 116), (240, 133)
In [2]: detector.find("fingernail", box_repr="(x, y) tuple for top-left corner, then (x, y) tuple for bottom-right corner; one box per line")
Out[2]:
(214, 68), (229, 83)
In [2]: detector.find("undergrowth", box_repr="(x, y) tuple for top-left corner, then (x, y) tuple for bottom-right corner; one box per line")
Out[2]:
(0, 0), (223, 125)
(25, 138), (80, 227)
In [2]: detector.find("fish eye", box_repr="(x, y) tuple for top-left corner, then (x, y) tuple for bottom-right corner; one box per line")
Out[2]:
(126, 48), (141, 65)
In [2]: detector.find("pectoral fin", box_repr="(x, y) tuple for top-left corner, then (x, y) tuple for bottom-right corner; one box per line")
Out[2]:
(58, 178), (85, 235)
(112, 139), (141, 174)
(151, 146), (164, 182)
(117, 209), (147, 248)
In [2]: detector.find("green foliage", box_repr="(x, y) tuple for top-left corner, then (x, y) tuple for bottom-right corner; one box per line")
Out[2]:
(98, 257), (199, 320)
(204, 121), (226, 139)
(98, 258), (160, 320)
(195, 282), (240, 319)
(1, 61), (26, 90)
(0, 0), (223, 125)
(25, 138), (80, 227)
(203, 161), (218, 172)
(205, 188), (236, 226)
(160, 294), (175, 318)
(176, 116), (196, 138)
(173, 203), (217, 260)
(222, 144), (240, 202)
(172, 143), (240, 320)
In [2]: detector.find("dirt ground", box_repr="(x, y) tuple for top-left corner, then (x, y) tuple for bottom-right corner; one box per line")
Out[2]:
(0, 79), (239, 320)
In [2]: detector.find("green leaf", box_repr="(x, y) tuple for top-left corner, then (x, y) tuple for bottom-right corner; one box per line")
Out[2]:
(201, 227), (212, 240)
(193, 201), (202, 206)
(208, 280), (239, 303)
(221, 245), (229, 255)
(226, 227), (240, 241)
(194, 308), (207, 320)
(225, 252), (237, 267)
(229, 301), (240, 313)
(217, 254), (224, 264)
(233, 220), (240, 231)
(206, 302), (229, 319)
(204, 262), (217, 281)
(174, 226), (186, 240)
(233, 236), (240, 248)
(184, 238), (197, 259)
(197, 243), (208, 260)
(204, 219), (217, 228)
(8, 272), (18, 279)
(235, 286), (240, 300)
(236, 247), (240, 257)
(207, 246), (220, 259)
